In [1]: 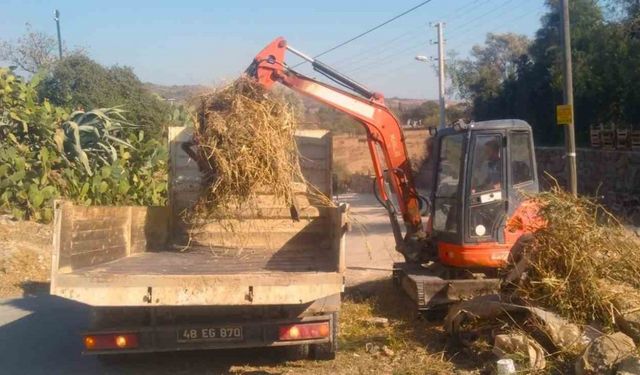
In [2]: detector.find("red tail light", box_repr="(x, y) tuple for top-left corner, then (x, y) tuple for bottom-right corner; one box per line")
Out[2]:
(279, 322), (330, 341)
(84, 333), (139, 350)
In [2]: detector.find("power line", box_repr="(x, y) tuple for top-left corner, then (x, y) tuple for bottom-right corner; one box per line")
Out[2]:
(446, 0), (517, 35)
(447, 6), (521, 43)
(332, 0), (505, 76)
(330, 0), (493, 71)
(440, 0), (495, 26)
(437, 0), (486, 23)
(447, 4), (544, 50)
(343, 38), (430, 75)
(358, 59), (428, 88)
(292, 0), (435, 67)
(329, 26), (424, 68)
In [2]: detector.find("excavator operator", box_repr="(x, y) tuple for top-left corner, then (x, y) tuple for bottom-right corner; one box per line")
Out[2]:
(473, 138), (502, 193)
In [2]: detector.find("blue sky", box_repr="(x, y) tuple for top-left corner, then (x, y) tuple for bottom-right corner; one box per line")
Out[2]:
(1, 0), (548, 99)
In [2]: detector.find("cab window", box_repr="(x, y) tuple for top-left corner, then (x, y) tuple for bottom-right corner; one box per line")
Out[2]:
(433, 133), (464, 235)
(510, 132), (534, 185)
(470, 135), (503, 194)
(467, 134), (505, 241)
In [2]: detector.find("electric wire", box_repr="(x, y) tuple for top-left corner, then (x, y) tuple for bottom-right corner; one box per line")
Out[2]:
(291, 0), (436, 68)
(447, 3), (546, 51)
(326, 0), (511, 79)
(329, 0), (491, 69)
(328, 27), (424, 68)
(353, 2), (540, 86)
(439, 0), (495, 26)
(445, 0), (518, 35)
(342, 39), (431, 76)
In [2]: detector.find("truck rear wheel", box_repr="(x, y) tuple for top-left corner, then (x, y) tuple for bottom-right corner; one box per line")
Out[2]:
(310, 312), (338, 360)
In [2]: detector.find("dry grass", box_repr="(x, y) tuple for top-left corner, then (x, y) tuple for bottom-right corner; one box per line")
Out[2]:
(188, 77), (305, 222)
(0, 219), (51, 297)
(229, 280), (458, 375)
(518, 187), (640, 327)
(0, 249), (50, 297)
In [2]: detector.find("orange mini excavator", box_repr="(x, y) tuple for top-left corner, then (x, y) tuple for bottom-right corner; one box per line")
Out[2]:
(246, 37), (543, 311)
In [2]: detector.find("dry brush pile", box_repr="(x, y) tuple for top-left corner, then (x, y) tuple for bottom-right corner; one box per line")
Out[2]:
(449, 188), (640, 373)
(187, 77), (307, 222)
(518, 187), (640, 329)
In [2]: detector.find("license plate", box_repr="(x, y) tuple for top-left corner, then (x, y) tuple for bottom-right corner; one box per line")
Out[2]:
(177, 326), (243, 342)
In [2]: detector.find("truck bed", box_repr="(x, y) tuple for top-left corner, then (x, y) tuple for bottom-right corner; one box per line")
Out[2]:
(51, 128), (346, 307)
(70, 245), (335, 276)
(51, 199), (346, 307)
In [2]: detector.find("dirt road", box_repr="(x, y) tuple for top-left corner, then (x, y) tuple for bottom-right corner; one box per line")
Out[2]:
(0, 194), (437, 375)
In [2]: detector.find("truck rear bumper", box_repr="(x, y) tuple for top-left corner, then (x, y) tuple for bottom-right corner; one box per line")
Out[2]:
(83, 314), (334, 355)
(52, 272), (344, 306)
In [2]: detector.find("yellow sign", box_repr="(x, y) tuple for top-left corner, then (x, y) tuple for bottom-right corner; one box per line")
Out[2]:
(556, 104), (573, 125)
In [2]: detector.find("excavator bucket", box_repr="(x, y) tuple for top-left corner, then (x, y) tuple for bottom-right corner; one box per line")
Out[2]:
(245, 37), (287, 89)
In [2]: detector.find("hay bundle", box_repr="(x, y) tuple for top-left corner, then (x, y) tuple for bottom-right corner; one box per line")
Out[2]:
(189, 77), (304, 220)
(519, 187), (640, 327)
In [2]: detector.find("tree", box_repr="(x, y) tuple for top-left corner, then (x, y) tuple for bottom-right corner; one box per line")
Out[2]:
(0, 24), (57, 74)
(447, 0), (638, 146)
(0, 24), (84, 74)
(396, 101), (441, 127)
(448, 33), (531, 103)
(0, 68), (167, 221)
(37, 55), (172, 137)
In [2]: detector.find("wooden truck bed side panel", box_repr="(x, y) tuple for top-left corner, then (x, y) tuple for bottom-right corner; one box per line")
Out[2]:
(51, 201), (169, 274)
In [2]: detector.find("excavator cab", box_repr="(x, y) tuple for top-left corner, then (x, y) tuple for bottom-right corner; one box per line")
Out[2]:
(424, 120), (539, 268)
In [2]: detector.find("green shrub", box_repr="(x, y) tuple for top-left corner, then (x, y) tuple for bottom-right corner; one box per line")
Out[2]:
(0, 68), (167, 222)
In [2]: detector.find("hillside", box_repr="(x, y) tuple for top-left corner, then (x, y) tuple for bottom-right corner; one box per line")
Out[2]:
(144, 82), (211, 103)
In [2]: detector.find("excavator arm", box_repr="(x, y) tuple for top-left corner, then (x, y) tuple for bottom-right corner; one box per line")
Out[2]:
(246, 37), (427, 260)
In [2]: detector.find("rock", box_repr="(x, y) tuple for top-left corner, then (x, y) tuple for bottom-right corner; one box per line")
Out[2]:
(610, 287), (640, 343)
(444, 295), (590, 352)
(617, 309), (640, 344)
(576, 332), (636, 375)
(496, 358), (516, 375)
(0, 214), (16, 224)
(528, 306), (591, 352)
(444, 294), (507, 335)
(365, 317), (389, 328)
(617, 356), (640, 375)
(381, 345), (394, 357)
(493, 333), (546, 371)
(365, 342), (380, 354)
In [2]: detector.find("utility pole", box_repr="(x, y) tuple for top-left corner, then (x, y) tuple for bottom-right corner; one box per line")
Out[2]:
(54, 9), (63, 59)
(435, 22), (446, 129)
(560, 0), (578, 196)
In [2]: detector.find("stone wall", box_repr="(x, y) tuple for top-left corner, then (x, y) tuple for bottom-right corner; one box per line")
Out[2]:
(535, 147), (640, 224)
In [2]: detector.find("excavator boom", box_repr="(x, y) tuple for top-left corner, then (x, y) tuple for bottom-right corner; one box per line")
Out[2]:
(246, 37), (425, 260)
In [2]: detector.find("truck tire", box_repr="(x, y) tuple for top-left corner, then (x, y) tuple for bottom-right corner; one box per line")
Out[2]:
(310, 312), (338, 360)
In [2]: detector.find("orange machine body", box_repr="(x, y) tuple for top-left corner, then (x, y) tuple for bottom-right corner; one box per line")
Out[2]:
(248, 37), (542, 269)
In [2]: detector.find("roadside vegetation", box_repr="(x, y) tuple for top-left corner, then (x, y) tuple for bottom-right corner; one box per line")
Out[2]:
(448, 0), (640, 146)
(0, 25), (197, 222)
(0, 68), (169, 221)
